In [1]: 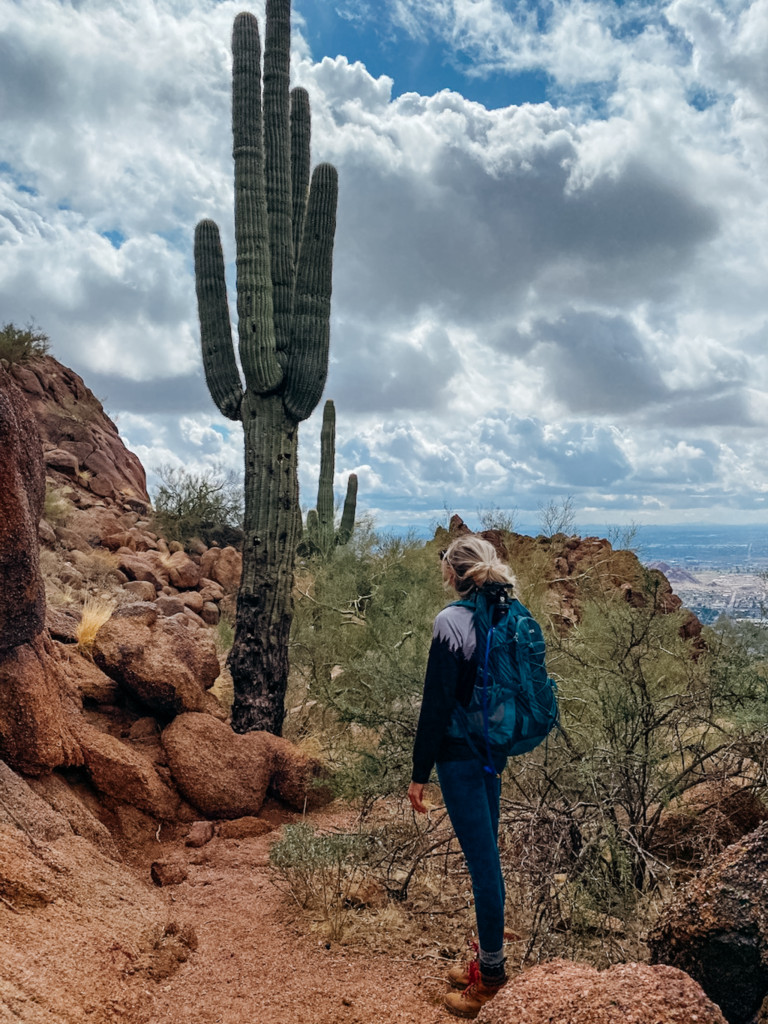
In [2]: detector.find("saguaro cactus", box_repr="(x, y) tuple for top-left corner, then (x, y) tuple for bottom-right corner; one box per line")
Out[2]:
(304, 399), (357, 557)
(194, 0), (338, 734)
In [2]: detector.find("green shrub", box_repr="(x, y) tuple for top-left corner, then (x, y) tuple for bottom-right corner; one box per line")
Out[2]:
(216, 613), (235, 657)
(290, 528), (447, 811)
(0, 322), (50, 364)
(268, 809), (476, 951)
(269, 823), (368, 940)
(150, 464), (244, 547)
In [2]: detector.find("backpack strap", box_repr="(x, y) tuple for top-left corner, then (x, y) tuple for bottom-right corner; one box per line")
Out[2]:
(478, 623), (497, 774)
(450, 588), (502, 775)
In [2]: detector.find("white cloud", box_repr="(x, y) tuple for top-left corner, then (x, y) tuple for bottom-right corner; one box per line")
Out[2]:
(1, 0), (768, 524)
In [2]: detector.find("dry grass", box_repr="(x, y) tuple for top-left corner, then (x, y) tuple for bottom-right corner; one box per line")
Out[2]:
(43, 483), (73, 528)
(45, 578), (79, 608)
(40, 548), (80, 607)
(74, 548), (121, 589)
(210, 667), (234, 713)
(76, 595), (116, 650)
(40, 546), (125, 610)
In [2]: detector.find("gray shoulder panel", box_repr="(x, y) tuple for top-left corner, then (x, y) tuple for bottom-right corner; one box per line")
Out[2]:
(433, 604), (476, 660)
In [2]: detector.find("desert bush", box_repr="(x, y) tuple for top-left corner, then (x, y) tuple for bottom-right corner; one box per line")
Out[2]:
(500, 566), (768, 950)
(43, 483), (72, 528)
(269, 823), (368, 941)
(705, 617), (768, 780)
(0, 321), (50, 364)
(477, 504), (516, 533)
(150, 464), (244, 547)
(537, 495), (576, 537)
(605, 521), (641, 552)
(290, 528), (446, 811)
(511, 574), (720, 887)
(269, 802), (478, 950)
(497, 799), (660, 968)
(286, 527), (768, 964)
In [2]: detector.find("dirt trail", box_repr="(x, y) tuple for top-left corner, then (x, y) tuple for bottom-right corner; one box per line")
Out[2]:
(127, 813), (448, 1024)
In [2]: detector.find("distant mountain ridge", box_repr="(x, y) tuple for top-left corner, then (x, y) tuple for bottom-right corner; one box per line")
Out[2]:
(647, 561), (701, 586)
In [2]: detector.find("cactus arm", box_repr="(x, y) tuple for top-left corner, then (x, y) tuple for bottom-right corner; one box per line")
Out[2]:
(317, 399), (336, 555)
(232, 12), (282, 394)
(194, 219), (244, 421)
(290, 87), (310, 275)
(337, 472), (357, 546)
(283, 162), (338, 421)
(263, 0), (293, 366)
(305, 507), (319, 551)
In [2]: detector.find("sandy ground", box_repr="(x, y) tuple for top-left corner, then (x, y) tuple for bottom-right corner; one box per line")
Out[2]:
(123, 812), (451, 1024)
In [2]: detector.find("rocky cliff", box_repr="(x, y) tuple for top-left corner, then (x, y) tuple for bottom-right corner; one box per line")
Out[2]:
(0, 358), (329, 1021)
(7, 354), (149, 509)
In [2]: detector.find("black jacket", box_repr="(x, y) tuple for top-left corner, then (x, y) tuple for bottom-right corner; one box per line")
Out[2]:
(411, 603), (479, 784)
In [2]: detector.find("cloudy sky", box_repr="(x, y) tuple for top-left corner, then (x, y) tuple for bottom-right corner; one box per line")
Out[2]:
(2, 0), (768, 530)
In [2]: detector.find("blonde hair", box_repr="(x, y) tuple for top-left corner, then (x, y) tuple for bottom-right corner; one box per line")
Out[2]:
(442, 535), (516, 597)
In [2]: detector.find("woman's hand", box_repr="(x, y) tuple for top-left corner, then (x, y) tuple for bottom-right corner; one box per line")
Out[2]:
(408, 781), (427, 814)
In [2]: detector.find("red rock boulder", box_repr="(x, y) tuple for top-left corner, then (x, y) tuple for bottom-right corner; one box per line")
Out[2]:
(199, 546), (242, 592)
(0, 629), (84, 775)
(76, 722), (181, 819)
(478, 959), (726, 1024)
(161, 713), (331, 819)
(649, 821), (768, 1024)
(162, 713), (274, 818)
(91, 603), (222, 717)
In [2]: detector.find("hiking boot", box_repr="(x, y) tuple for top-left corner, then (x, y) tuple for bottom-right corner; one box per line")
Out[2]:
(447, 961), (473, 989)
(444, 975), (507, 1020)
(447, 952), (478, 989)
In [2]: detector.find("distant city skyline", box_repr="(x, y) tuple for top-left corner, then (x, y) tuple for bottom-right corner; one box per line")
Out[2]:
(2, 0), (768, 527)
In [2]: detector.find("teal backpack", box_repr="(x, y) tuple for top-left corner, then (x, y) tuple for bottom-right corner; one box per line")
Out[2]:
(445, 582), (559, 773)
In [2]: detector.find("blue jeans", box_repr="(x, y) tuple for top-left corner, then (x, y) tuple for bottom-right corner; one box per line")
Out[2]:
(436, 759), (505, 963)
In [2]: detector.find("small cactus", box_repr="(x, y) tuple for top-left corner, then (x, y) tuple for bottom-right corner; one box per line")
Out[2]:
(193, 0), (338, 734)
(301, 399), (357, 558)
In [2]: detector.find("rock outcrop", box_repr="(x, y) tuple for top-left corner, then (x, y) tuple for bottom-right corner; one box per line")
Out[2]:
(0, 351), (341, 1023)
(650, 780), (768, 866)
(0, 633), (84, 774)
(0, 363), (46, 651)
(0, 761), (191, 1021)
(442, 515), (704, 644)
(478, 959), (727, 1024)
(8, 355), (149, 507)
(0, 367), (83, 774)
(648, 821), (768, 1023)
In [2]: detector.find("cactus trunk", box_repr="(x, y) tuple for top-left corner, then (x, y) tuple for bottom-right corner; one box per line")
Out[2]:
(228, 393), (299, 733)
(194, 0), (337, 734)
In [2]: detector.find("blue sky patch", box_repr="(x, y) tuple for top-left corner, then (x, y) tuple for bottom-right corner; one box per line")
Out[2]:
(101, 229), (126, 249)
(296, 0), (548, 107)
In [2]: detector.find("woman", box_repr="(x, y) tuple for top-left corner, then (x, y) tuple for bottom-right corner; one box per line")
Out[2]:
(408, 534), (515, 1020)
